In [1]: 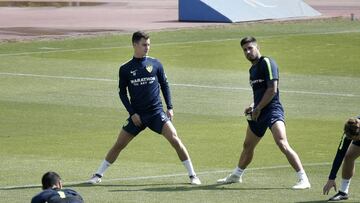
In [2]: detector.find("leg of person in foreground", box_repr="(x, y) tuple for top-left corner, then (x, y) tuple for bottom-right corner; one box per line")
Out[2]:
(161, 121), (201, 185)
(217, 126), (261, 184)
(270, 121), (310, 189)
(87, 129), (134, 184)
(328, 144), (360, 201)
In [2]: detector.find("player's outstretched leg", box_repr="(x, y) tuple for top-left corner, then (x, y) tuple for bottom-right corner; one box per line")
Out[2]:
(271, 121), (310, 189)
(217, 126), (261, 184)
(87, 129), (135, 184)
(162, 121), (201, 185)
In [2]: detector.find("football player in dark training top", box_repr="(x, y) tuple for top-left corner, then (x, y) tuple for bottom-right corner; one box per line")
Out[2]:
(217, 36), (310, 189)
(323, 116), (360, 201)
(87, 31), (201, 185)
(32, 171), (83, 203)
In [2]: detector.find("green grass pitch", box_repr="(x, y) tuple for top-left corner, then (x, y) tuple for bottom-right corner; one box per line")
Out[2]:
(0, 18), (360, 202)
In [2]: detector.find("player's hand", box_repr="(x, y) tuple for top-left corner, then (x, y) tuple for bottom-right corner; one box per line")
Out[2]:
(323, 179), (337, 195)
(251, 108), (261, 121)
(167, 109), (174, 121)
(244, 106), (253, 115)
(131, 113), (142, 127)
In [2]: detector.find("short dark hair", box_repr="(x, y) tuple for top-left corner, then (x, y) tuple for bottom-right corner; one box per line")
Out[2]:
(344, 118), (360, 139)
(42, 171), (61, 190)
(132, 31), (149, 44)
(240, 36), (257, 47)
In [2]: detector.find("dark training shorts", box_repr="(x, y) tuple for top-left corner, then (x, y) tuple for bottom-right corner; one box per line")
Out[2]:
(247, 108), (285, 138)
(352, 140), (360, 147)
(122, 111), (170, 136)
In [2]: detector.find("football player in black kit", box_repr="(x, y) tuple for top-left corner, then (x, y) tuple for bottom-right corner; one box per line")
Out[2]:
(87, 31), (201, 185)
(323, 116), (360, 201)
(217, 36), (310, 189)
(32, 172), (83, 203)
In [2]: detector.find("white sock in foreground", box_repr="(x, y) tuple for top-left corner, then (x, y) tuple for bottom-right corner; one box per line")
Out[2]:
(296, 169), (309, 181)
(233, 167), (245, 177)
(95, 159), (112, 177)
(340, 179), (351, 194)
(292, 169), (311, 189)
(182, 159), (196, 177)
(183, 159), (201, 185)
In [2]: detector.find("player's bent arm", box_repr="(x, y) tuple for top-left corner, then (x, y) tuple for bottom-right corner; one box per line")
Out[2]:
(256, 80), (277, 110)
(157, 62), (173, 110)
(251, 81), (277, 121)
(119, 69), (135, 115)
(323, 134), (351, 195)
(160, 84), (173, 110)
(119, 91), (135, 116)
(328, 135), (352, 180)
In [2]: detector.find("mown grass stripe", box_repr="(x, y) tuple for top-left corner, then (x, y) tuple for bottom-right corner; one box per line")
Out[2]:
(0, 72), (358, 97)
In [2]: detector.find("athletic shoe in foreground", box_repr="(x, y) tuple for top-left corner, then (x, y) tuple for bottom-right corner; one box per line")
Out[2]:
(190, 175), (201, 185)
(87, 174), (102, 184)
(328, 191), (349, 202)
(291, 179), (311, 189)
(217, 174), (242, 184)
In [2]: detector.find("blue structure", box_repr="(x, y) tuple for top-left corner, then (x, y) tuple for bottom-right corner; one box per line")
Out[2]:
(179, 0), (321, 23)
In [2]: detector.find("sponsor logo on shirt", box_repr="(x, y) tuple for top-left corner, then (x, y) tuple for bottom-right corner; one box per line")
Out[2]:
(130, 69), (138, 76)
(130, 77), (156, 86)
(249, 79), (264, 87)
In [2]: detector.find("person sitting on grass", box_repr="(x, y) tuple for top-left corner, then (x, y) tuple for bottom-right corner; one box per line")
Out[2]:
(31, 171), (84, 203)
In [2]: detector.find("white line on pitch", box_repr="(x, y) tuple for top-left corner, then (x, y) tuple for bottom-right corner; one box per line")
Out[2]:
(0, 29), (359, 57)
(0, 161), (334, 190)
(0, 72), (358, 97)
(0, 72), (115, 82)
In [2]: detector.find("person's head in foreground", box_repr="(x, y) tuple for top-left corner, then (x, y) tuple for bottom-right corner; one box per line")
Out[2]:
(344, 117), (360, 141)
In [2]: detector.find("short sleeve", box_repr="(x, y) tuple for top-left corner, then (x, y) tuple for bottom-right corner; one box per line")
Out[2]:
(263, 57), (279, 81)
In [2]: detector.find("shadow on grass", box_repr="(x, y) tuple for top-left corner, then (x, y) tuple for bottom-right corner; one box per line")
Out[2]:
(0, 182), (289, 193)
(107, 183), (289, 192)
(0, 183), (91, 191)
(0, 182), (190, 190)
(67, 182), (181, 188)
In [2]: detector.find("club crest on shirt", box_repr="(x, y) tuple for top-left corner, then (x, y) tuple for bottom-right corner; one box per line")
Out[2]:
(145, 64), (153, 73)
